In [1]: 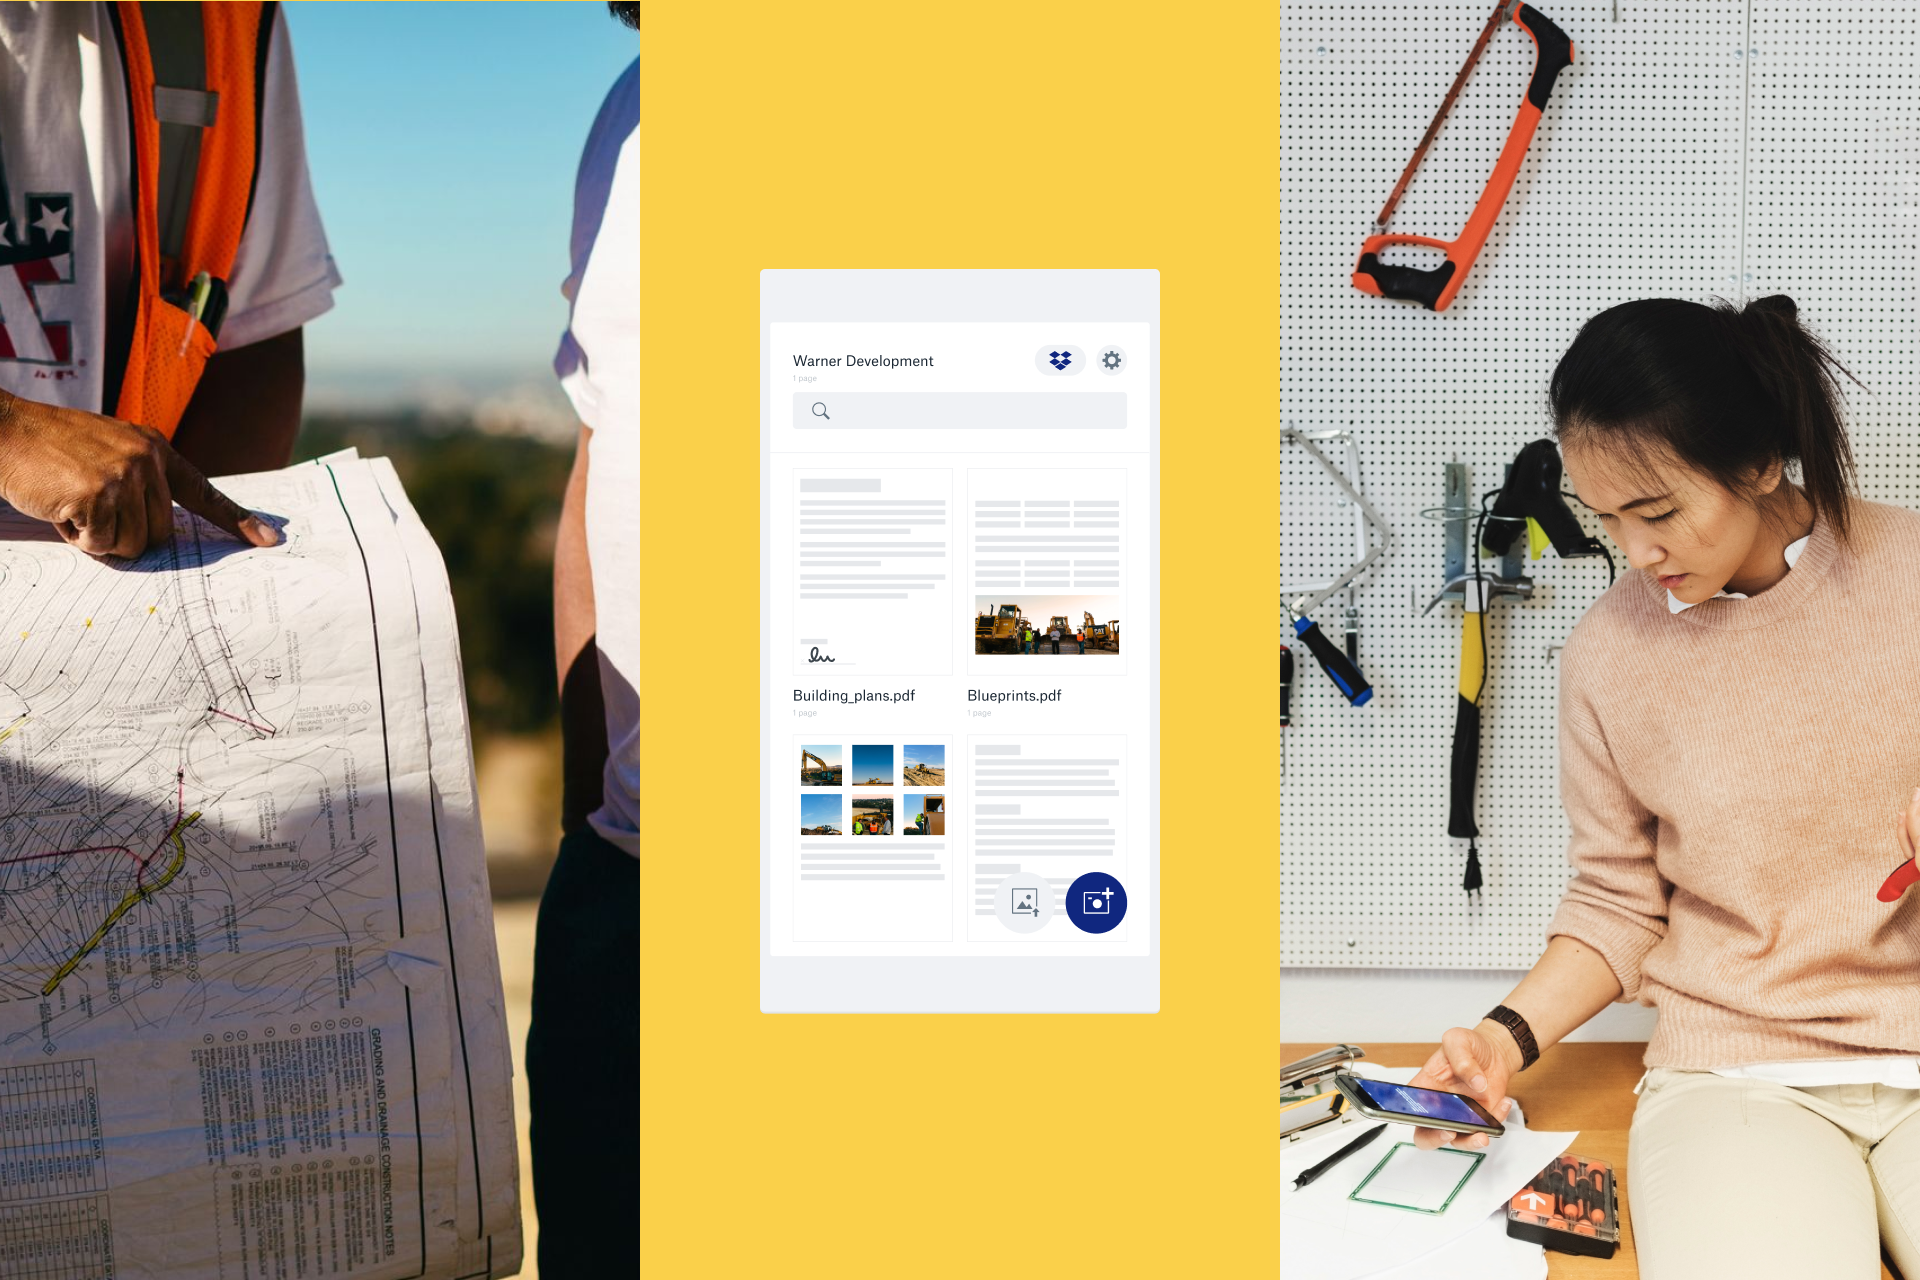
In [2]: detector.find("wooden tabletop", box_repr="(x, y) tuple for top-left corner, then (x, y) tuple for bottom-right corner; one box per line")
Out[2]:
(1283, 1042), (1900, 1280)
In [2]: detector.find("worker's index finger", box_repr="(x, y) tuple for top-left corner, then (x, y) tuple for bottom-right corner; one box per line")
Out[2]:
(160, 446), (255, 543)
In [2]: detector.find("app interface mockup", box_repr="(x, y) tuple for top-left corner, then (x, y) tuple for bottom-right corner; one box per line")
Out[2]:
(761, 271), (1159, 1012)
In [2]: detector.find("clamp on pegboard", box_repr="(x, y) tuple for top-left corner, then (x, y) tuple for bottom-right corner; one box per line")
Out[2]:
(1414, 460), (1530, 617)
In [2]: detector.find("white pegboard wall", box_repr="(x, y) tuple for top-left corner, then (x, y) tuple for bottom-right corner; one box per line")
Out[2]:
(1281, 2), (1920, 967)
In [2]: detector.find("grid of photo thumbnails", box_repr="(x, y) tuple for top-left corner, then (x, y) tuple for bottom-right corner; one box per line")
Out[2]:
(799, 743), (947, 839)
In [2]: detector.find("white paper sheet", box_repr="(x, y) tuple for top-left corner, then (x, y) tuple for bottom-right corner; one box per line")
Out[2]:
(1369, 1208), (1549, 1280)
(1281, 1068), (1572, 1280)
(0, 457), (521, 1278)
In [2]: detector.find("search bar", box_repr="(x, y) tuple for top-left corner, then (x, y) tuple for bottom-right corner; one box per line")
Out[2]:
(792, 391), (1125, 430)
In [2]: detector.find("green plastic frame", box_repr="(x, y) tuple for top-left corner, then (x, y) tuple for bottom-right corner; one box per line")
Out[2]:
(1347, 1142), (1486, 1215)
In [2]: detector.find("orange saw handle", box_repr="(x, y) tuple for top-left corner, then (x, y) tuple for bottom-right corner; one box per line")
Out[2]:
(1352, 4), (1574, 312)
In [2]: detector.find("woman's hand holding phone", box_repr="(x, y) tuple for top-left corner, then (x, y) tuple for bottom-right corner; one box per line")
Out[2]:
(1405, 1024), (1517, 1151)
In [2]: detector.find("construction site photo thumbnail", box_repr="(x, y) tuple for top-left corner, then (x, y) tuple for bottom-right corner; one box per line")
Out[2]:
(850, 792), (894, 836)
(800, 793), (843, 836)
(851, 743), (895, 786)
(800, 744), (843, 786)
(973, 595), (1121, 655)
(902, 793), (945, 835)
(903, 744), (945, 786)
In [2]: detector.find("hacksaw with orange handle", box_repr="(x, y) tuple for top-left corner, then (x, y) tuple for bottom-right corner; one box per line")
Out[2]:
(1351, 3), (1574, 312)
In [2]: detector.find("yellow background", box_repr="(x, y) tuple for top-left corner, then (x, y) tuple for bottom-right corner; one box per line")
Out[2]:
(641, 4), (1279, 1273)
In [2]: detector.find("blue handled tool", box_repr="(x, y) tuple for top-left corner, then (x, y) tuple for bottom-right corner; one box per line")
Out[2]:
(1285, 427), (1391, 706)
(1290, 611), (1372, 705)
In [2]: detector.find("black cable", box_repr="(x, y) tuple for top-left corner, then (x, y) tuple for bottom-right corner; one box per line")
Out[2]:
(1560, 490), (1618, 585)
(1476, 488), (1499, 703)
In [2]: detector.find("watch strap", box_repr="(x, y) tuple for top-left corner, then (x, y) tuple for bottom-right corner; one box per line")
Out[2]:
(1486, 1003), (1540, 1071)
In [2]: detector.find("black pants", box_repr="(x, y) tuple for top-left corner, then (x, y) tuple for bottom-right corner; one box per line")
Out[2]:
(527, 828), (637, 1277)
(1050, 639), (1059, 653)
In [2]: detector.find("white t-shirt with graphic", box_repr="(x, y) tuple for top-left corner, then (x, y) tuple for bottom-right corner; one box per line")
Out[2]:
(554, 59), (637, 858)
(0, 4), (339, 411)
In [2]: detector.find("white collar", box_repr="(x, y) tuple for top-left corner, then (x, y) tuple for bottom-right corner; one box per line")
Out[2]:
(1666, 534), (1811, 613)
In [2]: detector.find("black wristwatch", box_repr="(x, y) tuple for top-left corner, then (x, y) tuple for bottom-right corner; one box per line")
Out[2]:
(1485, 1004), (1540, 1072)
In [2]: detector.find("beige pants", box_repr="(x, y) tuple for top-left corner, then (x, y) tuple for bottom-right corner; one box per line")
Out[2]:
(1630, 1068), (1920, 1279)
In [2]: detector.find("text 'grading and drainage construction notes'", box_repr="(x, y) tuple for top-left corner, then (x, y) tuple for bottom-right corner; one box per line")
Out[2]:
(761, 270), (1159, 1012)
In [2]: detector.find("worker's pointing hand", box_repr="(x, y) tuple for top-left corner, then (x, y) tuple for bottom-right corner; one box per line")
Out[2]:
(0, 390), (280, 558)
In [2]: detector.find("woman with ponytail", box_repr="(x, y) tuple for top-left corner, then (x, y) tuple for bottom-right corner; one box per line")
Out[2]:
(1400, 295), (1920, 1278)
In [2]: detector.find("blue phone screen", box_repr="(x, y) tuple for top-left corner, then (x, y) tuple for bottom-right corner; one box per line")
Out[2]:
(1358, 1080), (1487, 1126)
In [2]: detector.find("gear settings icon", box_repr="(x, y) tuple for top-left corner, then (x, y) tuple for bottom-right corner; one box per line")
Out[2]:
(1098, 347), (1125, 373)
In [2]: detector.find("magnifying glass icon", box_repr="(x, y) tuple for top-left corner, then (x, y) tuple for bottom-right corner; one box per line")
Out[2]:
(811, 402), (830, 421)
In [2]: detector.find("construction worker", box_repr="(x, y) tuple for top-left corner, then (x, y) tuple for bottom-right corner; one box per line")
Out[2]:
(528, 9), (637, 1276)
(0, 4), (341, 556)
(1022, 622), (1035, 654)
(1049, 624), (1061, 654)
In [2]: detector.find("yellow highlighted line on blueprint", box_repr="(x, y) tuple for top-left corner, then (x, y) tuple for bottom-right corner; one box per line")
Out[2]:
(43, 811), (202, 997)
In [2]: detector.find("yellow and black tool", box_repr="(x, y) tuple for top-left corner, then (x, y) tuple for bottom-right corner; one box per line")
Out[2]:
(1430, 444), (1613, 894)
(1429, 565), (1519, 895)
(1449, 575), (1490, 860)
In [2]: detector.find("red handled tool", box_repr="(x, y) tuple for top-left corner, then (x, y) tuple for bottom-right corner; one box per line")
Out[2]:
(1879, 857), (1919, 902)
(1352, 2), (1574, 312)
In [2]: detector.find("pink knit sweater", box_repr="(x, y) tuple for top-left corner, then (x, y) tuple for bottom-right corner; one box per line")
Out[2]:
(1548, 497), (1920, 1068)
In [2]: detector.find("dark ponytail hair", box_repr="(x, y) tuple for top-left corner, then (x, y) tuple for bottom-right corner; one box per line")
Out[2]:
(1548, 294), (1860, 542)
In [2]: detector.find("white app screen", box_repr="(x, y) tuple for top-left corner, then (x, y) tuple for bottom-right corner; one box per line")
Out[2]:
(761, 271), (1159, 1012)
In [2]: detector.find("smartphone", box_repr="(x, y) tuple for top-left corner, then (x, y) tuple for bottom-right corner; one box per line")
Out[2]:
(1332, 1073), (1506, 1137)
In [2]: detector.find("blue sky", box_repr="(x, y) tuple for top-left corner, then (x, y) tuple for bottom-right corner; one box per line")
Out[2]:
(850, 745), (894, 785)
(801, 745), (841, 767)
(800, 794), (842, 828)
(284, 2), (636, 402)
(904, 745), (944, 770)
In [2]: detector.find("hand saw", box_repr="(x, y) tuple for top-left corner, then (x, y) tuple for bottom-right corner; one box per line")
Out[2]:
(1351, 2), (1574, 312)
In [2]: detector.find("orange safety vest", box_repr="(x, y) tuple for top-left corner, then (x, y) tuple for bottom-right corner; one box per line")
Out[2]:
(107, 2), (273, 437)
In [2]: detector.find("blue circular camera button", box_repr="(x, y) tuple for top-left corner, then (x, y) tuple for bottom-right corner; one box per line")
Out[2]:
(1064, 872), (1128, 934)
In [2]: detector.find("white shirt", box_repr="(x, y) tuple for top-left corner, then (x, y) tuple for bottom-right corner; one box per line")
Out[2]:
(1665, 534), (1810, 612)
(0, 4), (339, 413)
(554, 59), (637, 858)
(1712, 1058), (1920, 1089)
(1666, 530), (1920, 1089)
